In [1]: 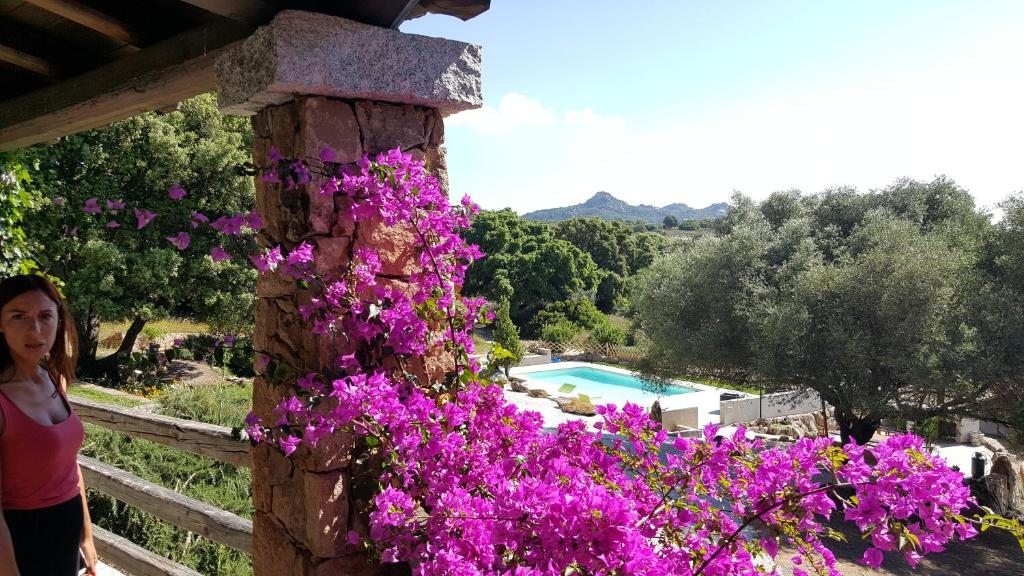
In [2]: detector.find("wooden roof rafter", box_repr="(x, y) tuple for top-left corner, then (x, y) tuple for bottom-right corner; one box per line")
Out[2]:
(23, 0), (143, 50)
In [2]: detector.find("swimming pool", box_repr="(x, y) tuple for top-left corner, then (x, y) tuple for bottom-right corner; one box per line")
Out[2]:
(521, 366), (697, 407)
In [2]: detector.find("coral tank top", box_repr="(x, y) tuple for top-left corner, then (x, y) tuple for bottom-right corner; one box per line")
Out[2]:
(0, 383), (84, 510)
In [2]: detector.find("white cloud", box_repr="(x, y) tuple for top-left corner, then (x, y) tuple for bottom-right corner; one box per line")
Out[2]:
(564, 107), (626, 131)
(445, 93), (555, 133)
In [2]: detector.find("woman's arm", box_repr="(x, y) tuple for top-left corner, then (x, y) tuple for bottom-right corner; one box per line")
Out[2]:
(78, 466), (96, 576)
(0, 413), (22, 576)
(0, 517), (21, 576)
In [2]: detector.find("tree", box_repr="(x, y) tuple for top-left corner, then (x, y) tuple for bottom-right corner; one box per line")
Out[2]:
(0, 155), (40, 276)
(662, 214), (678, 229)
(491, 298), (524, 375)
(464, 210), (600, 326)
(637, 179), (1011, 444)
(23, 94), (257, 375)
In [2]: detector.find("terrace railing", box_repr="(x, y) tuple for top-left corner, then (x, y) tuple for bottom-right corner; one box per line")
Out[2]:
(70, 397), (253, 576)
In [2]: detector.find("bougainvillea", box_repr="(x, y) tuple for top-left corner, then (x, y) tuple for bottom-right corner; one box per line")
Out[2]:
(78, 148), (1023, 575)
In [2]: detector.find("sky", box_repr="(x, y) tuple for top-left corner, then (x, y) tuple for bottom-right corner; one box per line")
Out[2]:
(401, 0), (1024, 215)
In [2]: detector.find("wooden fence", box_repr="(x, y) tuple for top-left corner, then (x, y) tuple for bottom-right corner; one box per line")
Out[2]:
(70, 397), (253, 576)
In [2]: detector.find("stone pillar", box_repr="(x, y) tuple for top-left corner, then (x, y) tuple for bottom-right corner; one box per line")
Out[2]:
(215, 11), (480, 575)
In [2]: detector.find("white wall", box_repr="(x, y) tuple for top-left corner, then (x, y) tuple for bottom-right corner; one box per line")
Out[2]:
(720, 390), (823, 425)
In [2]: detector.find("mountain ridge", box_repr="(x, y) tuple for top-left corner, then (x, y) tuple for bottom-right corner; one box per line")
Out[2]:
(522, 192), (729, 224)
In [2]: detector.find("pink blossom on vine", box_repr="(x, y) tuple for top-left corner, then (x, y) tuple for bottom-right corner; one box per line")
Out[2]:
(190, 211), (209, 229)
(166, 231), (190, 250)
(287, 241), (315, 266)
(250, 245), (283, 272)
(106, 220), (120, 229)
(134, 208), (157, 229)
(82, 197), (101, 214)
(210, 247), (231, 262)
(168, 183), (187, 201)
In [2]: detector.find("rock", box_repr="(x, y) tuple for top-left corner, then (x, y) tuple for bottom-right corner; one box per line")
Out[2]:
(528, 388), (549, 398)
(982, 453), (1024, 516)
(553, 396), (597, 417)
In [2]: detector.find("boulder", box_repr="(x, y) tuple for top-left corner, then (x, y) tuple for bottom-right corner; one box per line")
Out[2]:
(982, 453), (1024, 516)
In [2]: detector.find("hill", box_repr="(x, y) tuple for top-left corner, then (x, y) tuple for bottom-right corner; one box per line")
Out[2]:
(522, 192), (729, 224)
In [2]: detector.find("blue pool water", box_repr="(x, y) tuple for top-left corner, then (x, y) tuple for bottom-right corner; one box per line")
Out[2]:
(524, 367), (695, 406)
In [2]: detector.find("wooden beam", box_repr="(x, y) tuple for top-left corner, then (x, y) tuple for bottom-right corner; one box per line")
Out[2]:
(176, 0), (276, 26)
(80, 455), (253, 554)
(71, 397), (252, 468)
(0, 43), (58, 78)
(23, 0), (143, 47)
(92, 525), (204, 576)
(0, 18), (252, 152)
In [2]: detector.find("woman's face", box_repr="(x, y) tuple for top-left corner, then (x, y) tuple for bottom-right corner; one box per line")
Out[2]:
(0, 290), (59, 366)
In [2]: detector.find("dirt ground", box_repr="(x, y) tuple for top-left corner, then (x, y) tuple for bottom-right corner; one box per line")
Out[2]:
(165, 359), (238, 387)
(774, 516), (1024, 576)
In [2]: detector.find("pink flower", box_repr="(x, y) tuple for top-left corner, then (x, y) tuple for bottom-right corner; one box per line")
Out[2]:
(52, 197), (65, 207)
(210, 247), (231, 262)
(166, 231), (190, 250)
(287, 241), (315, 266)
(134, 208), (157, 229)
(168, 183), (187, 201)
(250, 245), (283, 272)
(106, 220), (120, 229)
(278, 435), (300, 457)
(190, 211), (209, 229)
(82, 198), (102, 214)
(862, 547), (884, 568)
(268, 145), (283, 164)
(211, 215), (244, 235)
(244, 210), (263, 230)
(106, 199), (125, 212)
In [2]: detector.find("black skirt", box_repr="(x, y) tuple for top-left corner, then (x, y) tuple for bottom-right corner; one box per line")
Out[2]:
(3, 494), (84, 576)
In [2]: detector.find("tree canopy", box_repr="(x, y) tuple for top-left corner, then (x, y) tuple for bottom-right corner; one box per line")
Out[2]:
(636, 178), (1021, 443)
(22, 94), (257, 374)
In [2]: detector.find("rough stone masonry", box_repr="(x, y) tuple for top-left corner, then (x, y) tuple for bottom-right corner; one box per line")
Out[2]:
(216, 11), (481, 575)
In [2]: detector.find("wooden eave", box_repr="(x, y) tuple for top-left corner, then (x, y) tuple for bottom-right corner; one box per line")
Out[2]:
(0, 0), (489, 152)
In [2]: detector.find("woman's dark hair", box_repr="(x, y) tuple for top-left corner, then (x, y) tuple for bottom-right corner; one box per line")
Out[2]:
(0, 274), (78, 391)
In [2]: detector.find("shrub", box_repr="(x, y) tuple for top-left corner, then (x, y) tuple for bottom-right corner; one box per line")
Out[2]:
(539, 317), (581, 343)
(588, 321), (626, 346)
(491, 298), (524, 366)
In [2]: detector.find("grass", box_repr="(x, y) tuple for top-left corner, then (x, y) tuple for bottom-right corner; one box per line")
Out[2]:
(472, 333), (493, 356)
(68, 385), (146, 409)
(98, 318), (210, 340)
(80, 382), (254, 575)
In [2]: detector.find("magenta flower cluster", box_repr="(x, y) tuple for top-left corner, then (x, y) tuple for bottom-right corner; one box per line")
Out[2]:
(71, 146), (1022, 573)
(239, 148), (1019, 575)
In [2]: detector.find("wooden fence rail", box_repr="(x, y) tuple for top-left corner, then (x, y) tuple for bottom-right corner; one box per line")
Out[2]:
(70, 394), (254, 575)
(70, 397), (252, 468)
(78, 455), (253, 554)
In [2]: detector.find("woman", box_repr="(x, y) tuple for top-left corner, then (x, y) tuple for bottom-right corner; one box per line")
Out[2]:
(0, 275), (96, 576)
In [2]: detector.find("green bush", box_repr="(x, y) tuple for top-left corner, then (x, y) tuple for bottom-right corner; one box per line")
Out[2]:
(491, 298), (524, 366)
(531, 298), (606, 336)
(588, 321), (627, 346)
(539, 317), (582, 343)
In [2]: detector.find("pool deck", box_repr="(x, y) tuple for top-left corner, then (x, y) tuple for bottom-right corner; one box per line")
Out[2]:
(509, 361), (746, 429)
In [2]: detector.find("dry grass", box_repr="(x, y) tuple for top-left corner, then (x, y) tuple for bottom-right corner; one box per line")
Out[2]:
(98, 318), (210, 340)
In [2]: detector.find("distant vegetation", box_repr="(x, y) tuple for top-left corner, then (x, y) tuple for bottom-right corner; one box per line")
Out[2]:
(521, 191), (728, 224)
(635, 179), (1024, 444)
(464, 210), (670, 344)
